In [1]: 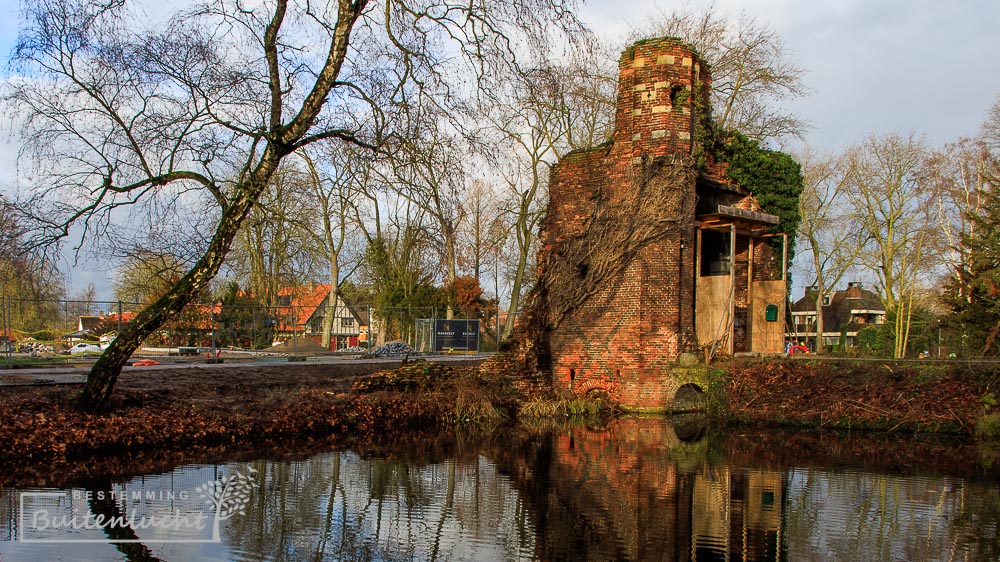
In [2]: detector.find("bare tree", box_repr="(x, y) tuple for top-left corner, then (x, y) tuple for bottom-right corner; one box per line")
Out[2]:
(297, 149), (363, 349)
(113, 251), (187, 305)
(983, 95), (1000, 150)
(391, 104), (468, 319)
(481, 65), (580, 339)
(924, 138), (992, 292)
(459, 179), (506, 285)
(553, 48), (618, 152)
(62, 282), (100, 332)
(0, 198), (63, 330)
(229, 164), (317, 310)
(845, 132), (936, 358)
(794, 147), (865, 352)
(6, 0), (587, 411)
(640, 3), (810, 142)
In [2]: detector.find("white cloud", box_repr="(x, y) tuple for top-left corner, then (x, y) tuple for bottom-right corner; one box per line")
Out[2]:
(580, 0), (1000, 150)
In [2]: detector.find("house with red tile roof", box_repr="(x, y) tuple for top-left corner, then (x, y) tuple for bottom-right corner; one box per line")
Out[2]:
(78, 311), (140, 333)
(275, 283), (369, 349)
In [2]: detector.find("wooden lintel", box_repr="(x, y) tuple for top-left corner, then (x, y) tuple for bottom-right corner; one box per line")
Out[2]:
(716, 204), (780, 225)
(698, 218), (772, 237)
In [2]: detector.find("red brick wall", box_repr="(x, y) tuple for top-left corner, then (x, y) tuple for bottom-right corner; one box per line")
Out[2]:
(542, 38), (710, 410)
(613, 39), (710, 160)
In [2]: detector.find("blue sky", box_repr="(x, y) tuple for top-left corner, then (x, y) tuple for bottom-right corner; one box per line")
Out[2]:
(2, 0), (999, 299)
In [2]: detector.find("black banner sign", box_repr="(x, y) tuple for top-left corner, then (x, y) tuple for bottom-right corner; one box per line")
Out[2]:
(434, 319), (479, 352)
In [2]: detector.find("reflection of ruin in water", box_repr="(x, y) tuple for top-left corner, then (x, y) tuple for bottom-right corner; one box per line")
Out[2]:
(498, 418), (1000, 562)
(2, 419), (998, 561)
(494, 418), (782, 561)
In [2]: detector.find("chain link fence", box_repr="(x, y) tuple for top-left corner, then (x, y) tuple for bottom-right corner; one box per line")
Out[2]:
(0, 297), (511, 365)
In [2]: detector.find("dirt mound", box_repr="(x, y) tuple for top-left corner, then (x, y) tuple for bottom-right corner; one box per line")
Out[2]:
(267, 338), (330, 354)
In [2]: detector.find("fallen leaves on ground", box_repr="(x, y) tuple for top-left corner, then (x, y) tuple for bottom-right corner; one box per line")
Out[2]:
(724, 359), (999, 433)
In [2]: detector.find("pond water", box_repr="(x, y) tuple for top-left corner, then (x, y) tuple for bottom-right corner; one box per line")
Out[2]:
(2, 418), (999, 561)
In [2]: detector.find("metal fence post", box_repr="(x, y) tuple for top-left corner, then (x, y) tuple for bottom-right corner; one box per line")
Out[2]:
(3, 296), (10, 368)
(210, 301), (217, 358)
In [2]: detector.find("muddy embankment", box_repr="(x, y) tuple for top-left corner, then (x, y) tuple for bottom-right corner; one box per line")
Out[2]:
(720, 358), (999, 435)
(0, 359), (497, 486)
(2, 356), (998, 488)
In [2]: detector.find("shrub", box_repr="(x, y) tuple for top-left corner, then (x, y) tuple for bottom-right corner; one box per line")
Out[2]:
(517, 395), (606, 419)
(443, 384), (505, 425)
(976, 413), (1000, 441)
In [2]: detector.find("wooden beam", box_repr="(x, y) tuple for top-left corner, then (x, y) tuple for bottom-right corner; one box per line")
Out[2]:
(717, 204), (781, 225)
(696, 227), (703, 279)
(748, 236), (755, 351)
(729, 224), (736, 355)
(782, 233), (788, 281)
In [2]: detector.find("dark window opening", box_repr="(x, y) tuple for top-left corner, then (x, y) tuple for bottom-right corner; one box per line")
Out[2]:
(670, 84), (685, 107)
(700, 229), (731, 276)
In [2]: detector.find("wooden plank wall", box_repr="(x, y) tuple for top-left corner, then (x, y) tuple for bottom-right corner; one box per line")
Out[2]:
(696, 274), (732, 354)
(750, 279), (786, 353)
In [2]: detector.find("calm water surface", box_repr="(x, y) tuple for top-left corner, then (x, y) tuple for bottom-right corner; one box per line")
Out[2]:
(1, 418), (998, 561)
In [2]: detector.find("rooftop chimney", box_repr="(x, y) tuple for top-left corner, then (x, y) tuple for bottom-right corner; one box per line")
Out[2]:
(846, 282), (862, 299)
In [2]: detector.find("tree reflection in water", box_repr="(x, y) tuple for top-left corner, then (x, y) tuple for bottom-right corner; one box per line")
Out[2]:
(2, 419), (998, 561)
(214, 419), (999, 561)
(85, 477), (163, 562)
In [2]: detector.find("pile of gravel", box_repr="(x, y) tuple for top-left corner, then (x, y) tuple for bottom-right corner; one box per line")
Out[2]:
(336, 345), (368, 354)
(371, 341), (414, 356)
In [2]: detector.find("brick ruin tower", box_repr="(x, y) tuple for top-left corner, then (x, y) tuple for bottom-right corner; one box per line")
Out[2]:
(521, 37), (787, 411)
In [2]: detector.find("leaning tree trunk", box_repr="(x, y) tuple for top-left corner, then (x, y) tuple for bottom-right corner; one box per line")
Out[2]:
(503, 220), (531, 340)
(80, 151), (284, 413)
(75, 0), (366, 412)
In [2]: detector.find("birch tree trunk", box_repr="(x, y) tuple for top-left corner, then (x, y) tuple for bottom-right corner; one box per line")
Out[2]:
(8, 0), (587, 412)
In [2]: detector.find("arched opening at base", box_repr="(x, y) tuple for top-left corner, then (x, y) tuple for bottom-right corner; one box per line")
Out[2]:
(671, 413), (708, 442)
(586, 388), (614, 408)
(671, 383), (705, 413)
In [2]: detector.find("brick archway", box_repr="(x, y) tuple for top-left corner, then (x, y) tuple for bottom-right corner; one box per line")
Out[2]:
(671, 382), (705, 413)
(574, 379), (621, 403)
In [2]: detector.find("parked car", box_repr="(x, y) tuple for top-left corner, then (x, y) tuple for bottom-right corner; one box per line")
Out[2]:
(68, 343), (104, 355)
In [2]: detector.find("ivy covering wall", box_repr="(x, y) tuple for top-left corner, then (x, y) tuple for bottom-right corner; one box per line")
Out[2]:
(719, 131), (804, 262)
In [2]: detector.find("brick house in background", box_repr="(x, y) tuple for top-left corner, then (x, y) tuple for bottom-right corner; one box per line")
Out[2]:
(539, 37), (788, 410)
(788, 282), (886, 350)
(77, 311), (139, 334)
(275, 284), (369, 349)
